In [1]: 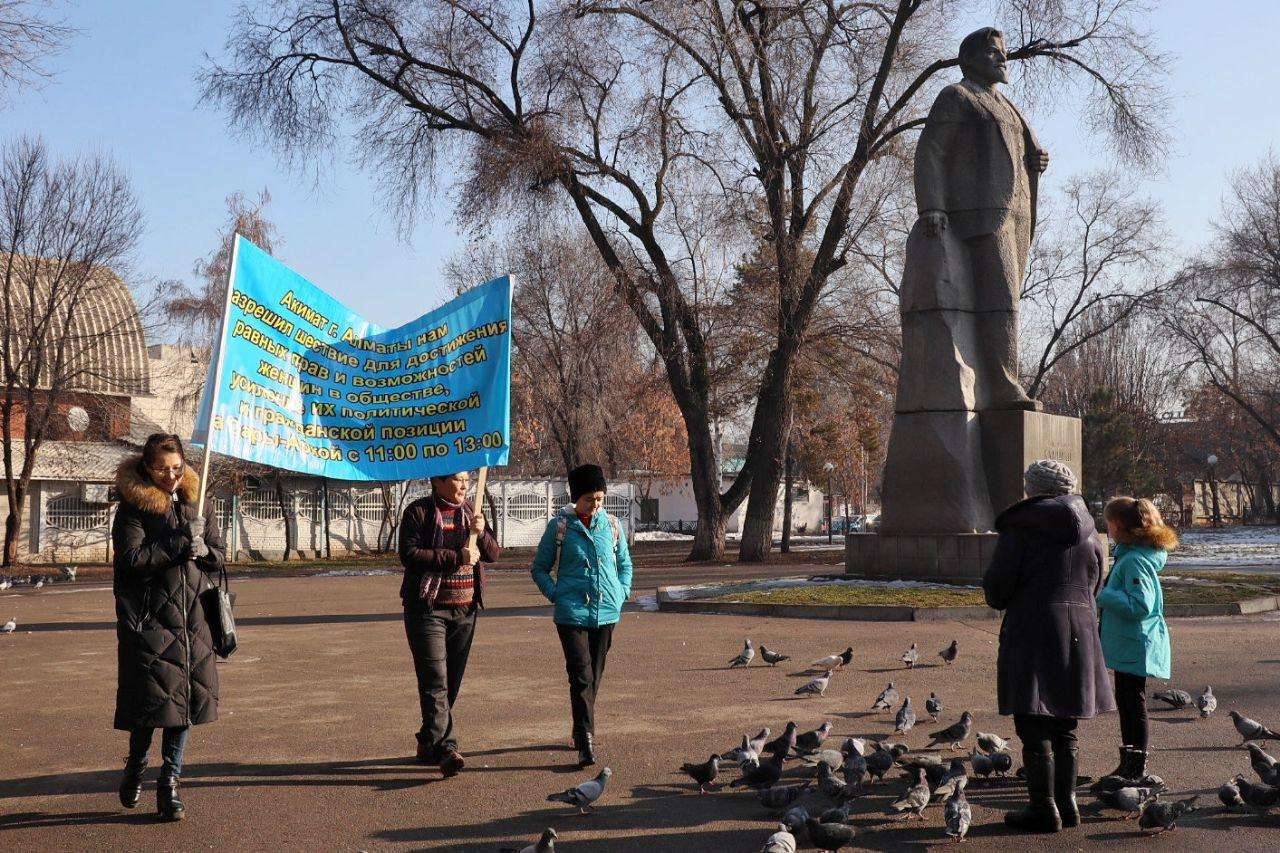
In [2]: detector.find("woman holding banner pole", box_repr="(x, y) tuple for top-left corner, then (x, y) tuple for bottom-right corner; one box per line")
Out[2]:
(398, 469), (500, 777)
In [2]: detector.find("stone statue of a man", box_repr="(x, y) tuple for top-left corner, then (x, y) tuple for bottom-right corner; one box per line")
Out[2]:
(912, 26), (1048, 410)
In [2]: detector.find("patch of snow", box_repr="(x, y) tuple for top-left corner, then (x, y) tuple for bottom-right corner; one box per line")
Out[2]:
(1167, 526), (1280, 567)
(661, 574), (979, 601)
(314, 568), (397, 577)
(635, 530), (695, 541)
(634, 594), (659, 611)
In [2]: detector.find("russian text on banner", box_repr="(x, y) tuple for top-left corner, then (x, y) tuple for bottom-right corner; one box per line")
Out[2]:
(192, 236), (511, 480)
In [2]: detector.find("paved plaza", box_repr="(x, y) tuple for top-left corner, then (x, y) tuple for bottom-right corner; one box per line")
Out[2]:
(2, 564), (1279, 851)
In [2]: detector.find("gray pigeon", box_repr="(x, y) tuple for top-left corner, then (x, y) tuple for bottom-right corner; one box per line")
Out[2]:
(990, 751), (1014, 776)
(872, 682), (898, 711)
(763, 722), (798, 760)
(865, 743), (895, 783)
(1197, 685), (1217, 718)
(795, 670), (832, 697)
(60, 565), (77, 582)
(781, 804), (809, 834)
(760, 780), (812, 810)
(730, 639), (756, 668)
(805, 817), (856, 852)
(748, 727), (772, 756)
(1218, 779), (1245, 811)
(1138, 794), (1197, 833)
(931, 758), (968, 802)
(819, 801), (853, 824)
(731, 752), (785, 789)
(723, 734), (759, 768)
(681, 755), (720, 793)
(1096, 785), (1153, 816)
(761, 824), (797, 853)
(1152, 688), (1194, 710)
(925, 692), (943, 722)
(894, 697), (916, 735)
(842, 749), (867, 787)
(1246, 743), (1280, 786)
(547, 767), (612, 813)
(760, 645), (791, 666)
(800, 749), (844, 772)
(926, 712), (974, 750)
(900, 643), (918, 669)
(816, 763), (846, 800)
(944, 776), (972, 841)
(969, 748), (993, 779)
(975, 732), (1009, 754)
(939, 639), (959, 666)
(502, 827), (557, 853)
(1231, 710), (1280, 744)
(794, 722), (833, 755)
(887, 767), (930, 820)
(1235, 774), (1280, 812)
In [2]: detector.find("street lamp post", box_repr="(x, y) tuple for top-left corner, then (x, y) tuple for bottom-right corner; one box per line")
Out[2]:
(824, 461), (835, 545)
(1207, 454), (1221, 528)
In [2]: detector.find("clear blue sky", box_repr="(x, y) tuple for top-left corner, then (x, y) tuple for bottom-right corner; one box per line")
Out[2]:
(5, 0), (1278, 327)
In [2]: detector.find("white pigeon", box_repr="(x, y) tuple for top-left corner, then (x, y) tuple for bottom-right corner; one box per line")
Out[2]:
(512, 827), (557, 853)
(810, 646), (853, 670)
(1197, 686), (1217, 718)
(761, 823), (797, 853)
(900, 643), (918, 668)
(2, 618), (16, 633)
(33, 577), (44, 589)
(0, 578), (11, 590)
(60, 565), (77, 582)
(547, 767), (612, 814)
(794, 670), (832, 697)
(729, 639), (755, 668)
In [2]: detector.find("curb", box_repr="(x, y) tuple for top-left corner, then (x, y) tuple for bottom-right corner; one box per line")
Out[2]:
(1164, 595), (1279, 618)
(656, 580), (999, 622)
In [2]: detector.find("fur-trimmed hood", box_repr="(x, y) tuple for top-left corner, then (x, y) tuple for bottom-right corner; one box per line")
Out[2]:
(1113, 524), (1178, 552)
(115, 454), (200, 515)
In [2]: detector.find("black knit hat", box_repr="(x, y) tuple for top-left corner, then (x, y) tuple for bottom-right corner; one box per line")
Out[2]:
(568, 464), (608, 501)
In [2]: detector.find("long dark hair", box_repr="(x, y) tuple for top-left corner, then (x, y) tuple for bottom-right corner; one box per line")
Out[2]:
(142, 433), (186, 468)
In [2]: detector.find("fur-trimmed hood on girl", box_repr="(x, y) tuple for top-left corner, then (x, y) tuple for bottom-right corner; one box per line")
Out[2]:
(1112, 524), (1178, 552)
(115, 455), (200, 515)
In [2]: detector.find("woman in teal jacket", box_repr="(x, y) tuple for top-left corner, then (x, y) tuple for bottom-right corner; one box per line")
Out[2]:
(530, 464), (633, 767)
(1097, 496), (1177, 785)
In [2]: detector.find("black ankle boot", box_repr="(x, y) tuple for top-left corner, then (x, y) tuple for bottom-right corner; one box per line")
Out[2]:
(576, 732), (596, 768)
(1102, 746), (1131, 781)
(1005, 746), (1061, 833)
(157, 775), (185, 821)
(1054, 743), (1080, 828)
(118, 758), (147, 809)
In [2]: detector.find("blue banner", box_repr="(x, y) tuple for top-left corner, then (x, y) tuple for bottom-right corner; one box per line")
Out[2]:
(192, 236), (511, 480)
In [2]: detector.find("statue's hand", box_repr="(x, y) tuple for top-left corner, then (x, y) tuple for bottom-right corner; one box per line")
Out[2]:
(921, 210), (948, 238)
(1033, 148), (1050, 173)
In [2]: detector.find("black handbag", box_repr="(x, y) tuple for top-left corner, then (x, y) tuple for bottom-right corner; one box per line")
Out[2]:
(204, 564), (238, 658)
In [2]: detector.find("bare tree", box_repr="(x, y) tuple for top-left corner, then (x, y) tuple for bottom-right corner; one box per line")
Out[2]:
(202, 0), (1166, 560)
(0, 1), (72, 99)
(0, 136), (146, 565)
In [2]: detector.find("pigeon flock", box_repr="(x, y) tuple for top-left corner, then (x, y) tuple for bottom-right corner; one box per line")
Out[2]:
(0, 568), (79, 639)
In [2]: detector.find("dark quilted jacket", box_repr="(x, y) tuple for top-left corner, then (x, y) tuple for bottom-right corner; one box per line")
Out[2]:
(111, 456), (225, 731)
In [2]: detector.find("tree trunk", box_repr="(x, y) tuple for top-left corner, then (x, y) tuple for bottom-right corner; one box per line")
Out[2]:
(780, 441), (794, 553)
(739, 346), (796, 562)
(3, 486), (24, 567)
(274, 476), (295, 560)
(686, 407), (729, 560)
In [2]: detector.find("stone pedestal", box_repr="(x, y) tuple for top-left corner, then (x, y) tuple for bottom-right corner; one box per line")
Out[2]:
(846, 531), (998, 581)
(879, 411), (993, 534)
(980, 410), (1082, 517)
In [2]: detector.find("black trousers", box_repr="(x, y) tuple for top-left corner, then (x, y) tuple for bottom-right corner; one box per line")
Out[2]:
(1114, 671), (1149, 750)
(556, 622), (615, 740)
(404, 603), (477, 757)
(1014, 714), (1079, 751)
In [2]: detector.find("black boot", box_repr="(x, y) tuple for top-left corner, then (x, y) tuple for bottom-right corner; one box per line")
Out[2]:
(1102, 746), (1131, 781)
(576, 732), (596, 768)
(1004, 745), (1061, 833)
(118, 757), (147, 809)
(157, 775), (185, 821)
(1053, 742), (1080, 828)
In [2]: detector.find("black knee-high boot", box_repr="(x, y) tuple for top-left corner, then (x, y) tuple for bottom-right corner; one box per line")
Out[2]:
(1005, 741), (1062, 833)
(1054, 740), (1080, 828)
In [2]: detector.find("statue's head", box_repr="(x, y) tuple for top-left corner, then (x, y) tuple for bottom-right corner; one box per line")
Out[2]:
(959, 27), (1008, 86)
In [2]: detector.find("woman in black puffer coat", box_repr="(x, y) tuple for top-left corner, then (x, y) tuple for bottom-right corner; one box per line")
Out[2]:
(112, 433), (225, 821)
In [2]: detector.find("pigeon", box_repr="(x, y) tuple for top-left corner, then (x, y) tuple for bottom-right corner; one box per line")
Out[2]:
(819, 801), (853, 824)
(931, 759), (968, 801)
(0, 577), (11, 590)
(681, 755), (720, 793)
(1247, 743), (1280, 786)
(731, 752), (785, 789)
(1197, 686), (1217, 718)
(763, 723), (798, 760)
(760, 645), (791, 666)
(60, 565), (77, 582)
(925, 692), (943, 722)
(887, 767), (930, 820)
(501, 827), (558, 853)
(730, 639), (756, 668)
(723, 735), (760, 768)
(816, 763), (847, 799)
(871, 682), (898, 711)
(781, 804), (809, 834)
(800, 748), (844, 772)
(1096, 785), (1154, 817)
(1151, 688), (1194, 710)
(811, 647), (854, 671)
(547, 767), (612, 814)
(805, 817), (856, 852)
(990, 751), (1014, 776)
(840, 737), (866, 759)
(927, 712), (974, 750)
(747, 727), (771, 755)
(794, 722), (833, 755)
(795, 670), (832, 697)
(1091, 771), (1165, 795)
(1, 617), (15, 633)
(1138, 794), (1197, 833)
(1218, 779), (1245, 812)
(32, 576), (44, 589)
(969, 748), (993, 779)
(894, 697), (916, 735)
(761, 824), (797, 853)
(1231, 710), (1280, 744)
(975, 732), (1009, 754)
(1235, 774), (1280, 812)
(759, 780), (811, 810)
(865, 742), (895, 783)
(842, 749), (867, 787)
(938, 640), (959, 666)
(900, 643), (918, 669)
(944, 776), (971, 841)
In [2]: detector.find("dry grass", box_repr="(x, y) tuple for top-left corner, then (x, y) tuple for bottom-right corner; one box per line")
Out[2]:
(710, 585), (986, 608)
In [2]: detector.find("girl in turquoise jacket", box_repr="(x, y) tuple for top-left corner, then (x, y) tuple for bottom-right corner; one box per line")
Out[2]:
(1096, 496), (1178, 785)
(530, 464), (633, 767)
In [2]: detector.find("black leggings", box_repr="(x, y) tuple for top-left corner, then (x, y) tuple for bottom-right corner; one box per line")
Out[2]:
(1114, 671), (1149, 750)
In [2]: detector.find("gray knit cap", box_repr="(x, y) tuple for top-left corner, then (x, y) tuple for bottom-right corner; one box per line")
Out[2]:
(1024, 459), (1077, 496)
